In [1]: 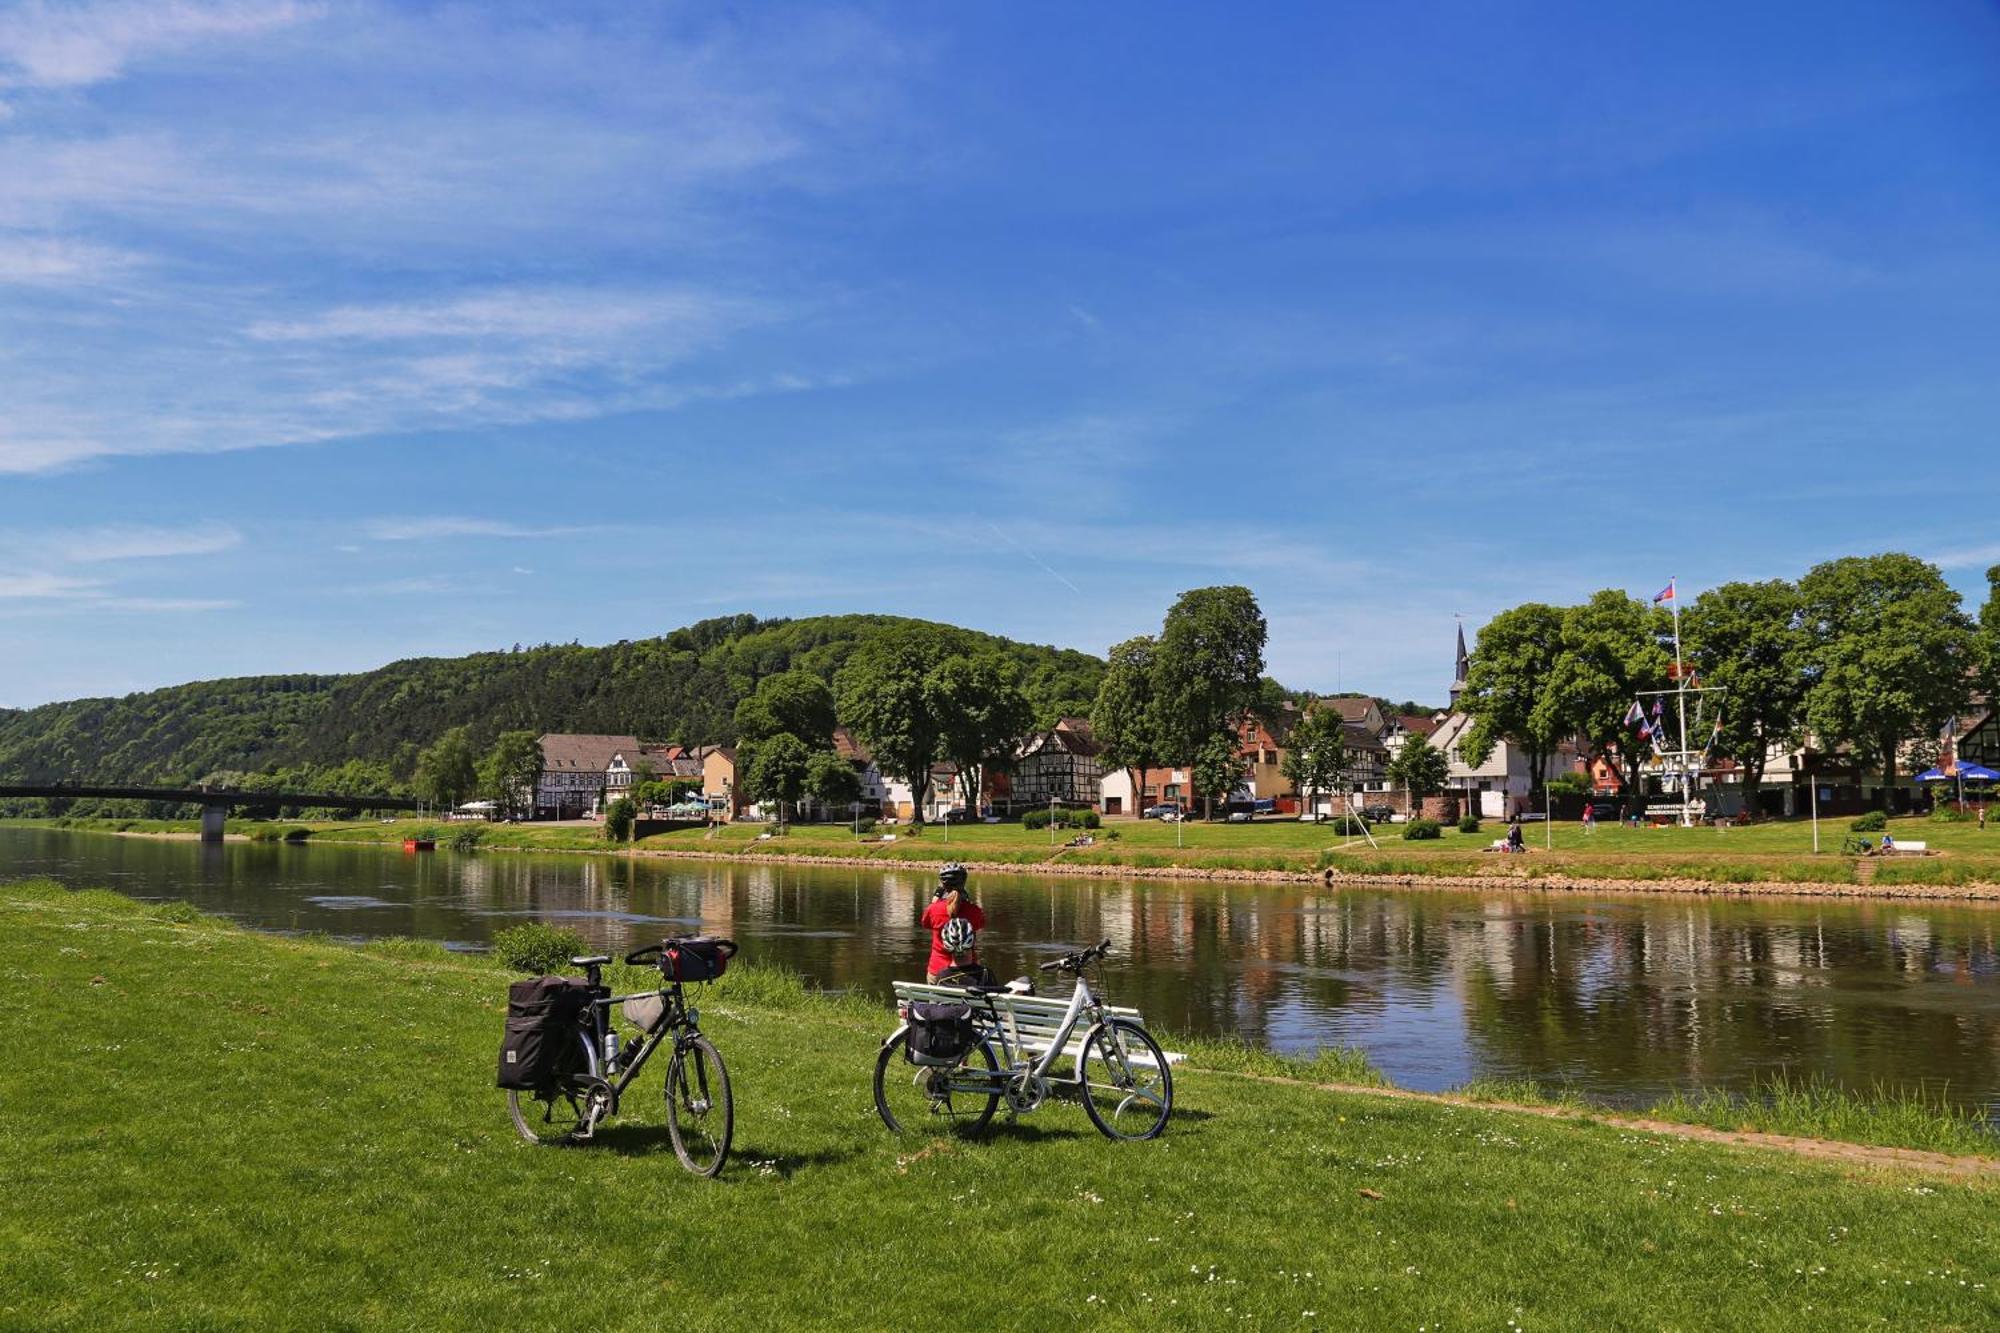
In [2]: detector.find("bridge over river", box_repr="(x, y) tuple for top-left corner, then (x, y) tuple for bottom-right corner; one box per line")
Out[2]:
(0, 783), (422, 841)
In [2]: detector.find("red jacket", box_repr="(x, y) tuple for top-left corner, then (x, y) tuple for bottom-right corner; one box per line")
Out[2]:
(921, 895), (985, 976)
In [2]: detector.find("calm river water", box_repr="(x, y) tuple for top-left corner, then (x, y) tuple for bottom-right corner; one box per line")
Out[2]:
(10, 826), (2000, 1112)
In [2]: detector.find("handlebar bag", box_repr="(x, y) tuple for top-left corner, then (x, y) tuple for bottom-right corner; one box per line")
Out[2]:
(662, 938), (731, 983)
(905, 1002), (978, 1067)
(497, 976), (594, 1090)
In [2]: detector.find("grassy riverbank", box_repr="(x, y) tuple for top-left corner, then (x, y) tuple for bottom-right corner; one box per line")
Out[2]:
(4, 879), (1998, 1329)
(17, 811), (2000, 894)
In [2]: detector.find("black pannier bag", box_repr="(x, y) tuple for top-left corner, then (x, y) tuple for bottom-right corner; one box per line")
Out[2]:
(662, 937), (733, 984)
(904, 1002), (978, 1067)
(496, 976), (595, 1090)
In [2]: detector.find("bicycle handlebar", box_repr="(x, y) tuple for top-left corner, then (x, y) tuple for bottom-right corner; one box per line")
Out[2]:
(1038, 938), (1114, 973)
(624, 937), (739, 968)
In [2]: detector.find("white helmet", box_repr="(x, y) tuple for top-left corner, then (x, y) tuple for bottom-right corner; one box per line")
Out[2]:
(939, 916), (976, 956)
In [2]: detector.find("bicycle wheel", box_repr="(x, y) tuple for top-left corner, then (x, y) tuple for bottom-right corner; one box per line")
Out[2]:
(664, 1035), (733, 1177)
(507, 1032), (599, 1144)
(1078, 1019), (1173, 1141)
(873, 1032), (1000, 1137)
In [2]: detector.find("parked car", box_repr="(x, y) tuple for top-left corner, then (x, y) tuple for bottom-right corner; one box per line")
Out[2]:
(1225, 810), (1254, 823)
(1358, 804), (1396, 824)
(1141, 802), (1184, 820)
(942, 808), (976, 824)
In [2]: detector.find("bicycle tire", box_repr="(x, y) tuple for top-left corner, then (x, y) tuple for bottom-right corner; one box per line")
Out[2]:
(873, 1031), (1000, 1137)
(1078, 1019), (1173, 1141)
(507, 1031), (599, 1145)
(665, 1035), (733, 1177)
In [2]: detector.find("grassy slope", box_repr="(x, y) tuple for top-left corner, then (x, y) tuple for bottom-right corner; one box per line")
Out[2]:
(3, 881), (1996, 1330)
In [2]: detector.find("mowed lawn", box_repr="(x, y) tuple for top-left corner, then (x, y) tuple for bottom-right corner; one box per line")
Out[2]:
(3, 879), (1996, 1330)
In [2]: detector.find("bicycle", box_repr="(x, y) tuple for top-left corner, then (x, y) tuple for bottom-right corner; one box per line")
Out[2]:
(505, 938), (737, 1176)
(874, 938), (1174, 1141)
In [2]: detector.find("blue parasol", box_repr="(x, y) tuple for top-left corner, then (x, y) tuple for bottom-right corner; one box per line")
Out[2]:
(1917, 763), (1999, 782)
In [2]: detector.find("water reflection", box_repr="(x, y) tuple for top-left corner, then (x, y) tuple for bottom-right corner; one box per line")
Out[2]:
(7, 826), (1999, 1112)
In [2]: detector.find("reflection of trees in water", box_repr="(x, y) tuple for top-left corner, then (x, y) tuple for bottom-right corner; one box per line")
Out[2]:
(1449, 901), (2000, 1107)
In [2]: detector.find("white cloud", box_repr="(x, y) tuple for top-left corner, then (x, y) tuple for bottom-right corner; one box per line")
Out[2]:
(45, 521), (242, 563)
(363, 517), (587, 543)
(0, 233), (145, 285)
(0, 0), (315, 92)
(1928, 543), (2000, 572)
(0, 572), (98, 599)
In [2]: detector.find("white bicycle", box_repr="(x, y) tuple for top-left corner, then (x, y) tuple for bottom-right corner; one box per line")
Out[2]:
(874, 939), (1174, 1141)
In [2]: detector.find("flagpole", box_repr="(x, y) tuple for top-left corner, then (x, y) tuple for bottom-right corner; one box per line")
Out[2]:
(1671, 577), (1694, 828)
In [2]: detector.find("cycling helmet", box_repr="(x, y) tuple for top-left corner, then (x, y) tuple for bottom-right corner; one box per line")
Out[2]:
(939, 916), (976, 956)
(938, 862), (968, 888)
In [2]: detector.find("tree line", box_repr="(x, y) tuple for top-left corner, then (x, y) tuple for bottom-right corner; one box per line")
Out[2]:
(1456, 554), (2000, 808)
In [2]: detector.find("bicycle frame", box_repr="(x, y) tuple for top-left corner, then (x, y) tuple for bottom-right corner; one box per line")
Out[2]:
(567, 973), (696, 1106)
(915, 971), (1104, 1100)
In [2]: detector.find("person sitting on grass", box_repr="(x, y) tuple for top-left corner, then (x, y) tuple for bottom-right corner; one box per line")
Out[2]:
(1506, 818), (1525, 853)
(1880, 832), (1896, 854)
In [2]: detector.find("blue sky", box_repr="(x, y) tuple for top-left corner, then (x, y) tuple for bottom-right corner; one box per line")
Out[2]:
(3, 1), (1998, 709)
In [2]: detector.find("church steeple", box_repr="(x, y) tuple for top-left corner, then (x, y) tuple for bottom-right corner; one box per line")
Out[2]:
(1449, 622), (1469, 705)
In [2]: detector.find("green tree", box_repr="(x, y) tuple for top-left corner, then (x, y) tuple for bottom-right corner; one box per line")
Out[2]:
(1152, 586), (1268, 763)
(931, 652), (1032, 816)
(1548, 590), (1670, 802)
(1091, 635), (1166, 816)
(413, 726), (477, 810)
(476, 730), (542, 815)
(604, 796), (636, 841)
(733, 670), (838, 746)
(632, 779), (673, 809)
(837, 624), (953, 825)
(1190, 731), (1245, 821)
(805, 749), (861, 815)
(744, 732), (812, 825)
(1387, 733), (1449, 814)
(1979, 564), (2000, 700)
(1457, 604), (1567, 805)
(1280, 705), (1348, 819)
(1799, 553), (1977, 806)
(1682, 579), (1810, 811)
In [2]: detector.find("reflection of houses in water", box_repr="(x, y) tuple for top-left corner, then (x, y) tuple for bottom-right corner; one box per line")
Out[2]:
(743, 866), (779, 920)
(698, 866), (734, 934)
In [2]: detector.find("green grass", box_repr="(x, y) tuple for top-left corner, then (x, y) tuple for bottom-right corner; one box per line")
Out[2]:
(4, 877), (2000, 1329)
(1454, 1077), (1998, 1160)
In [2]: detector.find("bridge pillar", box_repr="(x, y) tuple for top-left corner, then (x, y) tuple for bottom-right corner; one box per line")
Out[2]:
(199, 804), (228, 843)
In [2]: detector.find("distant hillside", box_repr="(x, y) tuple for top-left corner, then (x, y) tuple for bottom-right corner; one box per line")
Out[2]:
(0, 614), (1106, 787)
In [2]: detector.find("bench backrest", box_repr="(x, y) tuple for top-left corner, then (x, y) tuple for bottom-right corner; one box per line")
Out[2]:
(1892, 840), (1928, 852)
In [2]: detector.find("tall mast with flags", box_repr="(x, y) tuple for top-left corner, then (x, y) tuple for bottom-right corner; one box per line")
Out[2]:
(1631, 577), (1721, 827)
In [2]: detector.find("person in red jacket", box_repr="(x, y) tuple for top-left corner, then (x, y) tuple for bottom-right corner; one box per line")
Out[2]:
(921, 862), (986, 982)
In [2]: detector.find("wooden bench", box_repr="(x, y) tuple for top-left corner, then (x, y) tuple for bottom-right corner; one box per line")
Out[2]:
(890, 980), (1184, 1070)
(1881, 840), (1929, 855)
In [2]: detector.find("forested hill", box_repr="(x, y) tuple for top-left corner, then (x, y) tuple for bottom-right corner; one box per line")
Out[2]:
(0, 614), (1107, 787)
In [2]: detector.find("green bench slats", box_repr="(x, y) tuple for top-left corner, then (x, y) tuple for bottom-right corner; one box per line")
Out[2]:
(890, 981), (1184, 1067)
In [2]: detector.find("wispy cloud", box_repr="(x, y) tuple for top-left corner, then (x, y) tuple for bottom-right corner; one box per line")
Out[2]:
(0, 0), (315, 93)
(44, 521), (242, 563)
(1927, 543), (2000, 572)
(363, 516), (590, 543)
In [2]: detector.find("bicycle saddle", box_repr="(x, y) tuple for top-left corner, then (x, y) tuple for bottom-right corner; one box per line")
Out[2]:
(570, 954), (612, 967)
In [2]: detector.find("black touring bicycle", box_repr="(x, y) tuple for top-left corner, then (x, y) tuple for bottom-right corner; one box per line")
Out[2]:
(498, 937), (737, 1177)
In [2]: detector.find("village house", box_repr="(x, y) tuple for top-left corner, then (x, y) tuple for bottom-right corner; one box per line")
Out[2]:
(534, 733), (641, 819)
(1007, 717), (1106, 812)
(1099, 765), (1195, 815)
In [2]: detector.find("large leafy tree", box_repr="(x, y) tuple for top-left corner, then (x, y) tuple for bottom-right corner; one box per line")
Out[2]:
(1548, 590), (1670, 802)
(1279, 705), (1347, 818)
(744, 732), (812, 824)
(413, 726), (477, 809)
(805, 749), (861, 813)
(1091, 636), (1166, 812)
(1457, 603), (1567, 803)
(1979, 564), (2000, 700)
(1387, 733), (1449, 813)
(732, 670), (837, 746)
(1190, 732), (1244, 821)
(1681, 580), (1809, 809)
(1798, 553), (1977, 805)
(477, 730), (542, 815)
(836, 624), (953, 824)
(930, 652), (1032, 815)
(1152, 586), (1267, 783)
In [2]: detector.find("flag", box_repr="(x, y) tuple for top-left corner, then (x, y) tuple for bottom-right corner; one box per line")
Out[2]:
(1623, 700), (1644, 727)
(1942, 716), (1961, 742)
(1651, 698), (1664, 722)
(1653, 579), (1676, 604)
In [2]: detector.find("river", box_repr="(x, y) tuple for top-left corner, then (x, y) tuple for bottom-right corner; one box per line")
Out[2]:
(9, 826), (2000, 1113)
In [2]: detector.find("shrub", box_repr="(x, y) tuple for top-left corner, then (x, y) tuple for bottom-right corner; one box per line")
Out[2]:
(604, 796), (636, 841)
(852, 817), (877, 835)
(1022, 808), (1100, 830)
(1929, 805), (1966, 823)
(1546, 772), (1591, 796)
(1457, 815), (1481, 833)
(1849, 810), (1887, 832)
(448, 825), (485, 852)
(1402, 819), (1443, 841)
(1320, 815), (1367, 836)
(493, 922), (587, 974)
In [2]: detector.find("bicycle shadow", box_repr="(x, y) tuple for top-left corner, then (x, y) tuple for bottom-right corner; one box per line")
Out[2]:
(727, 1140), (869, 1178)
